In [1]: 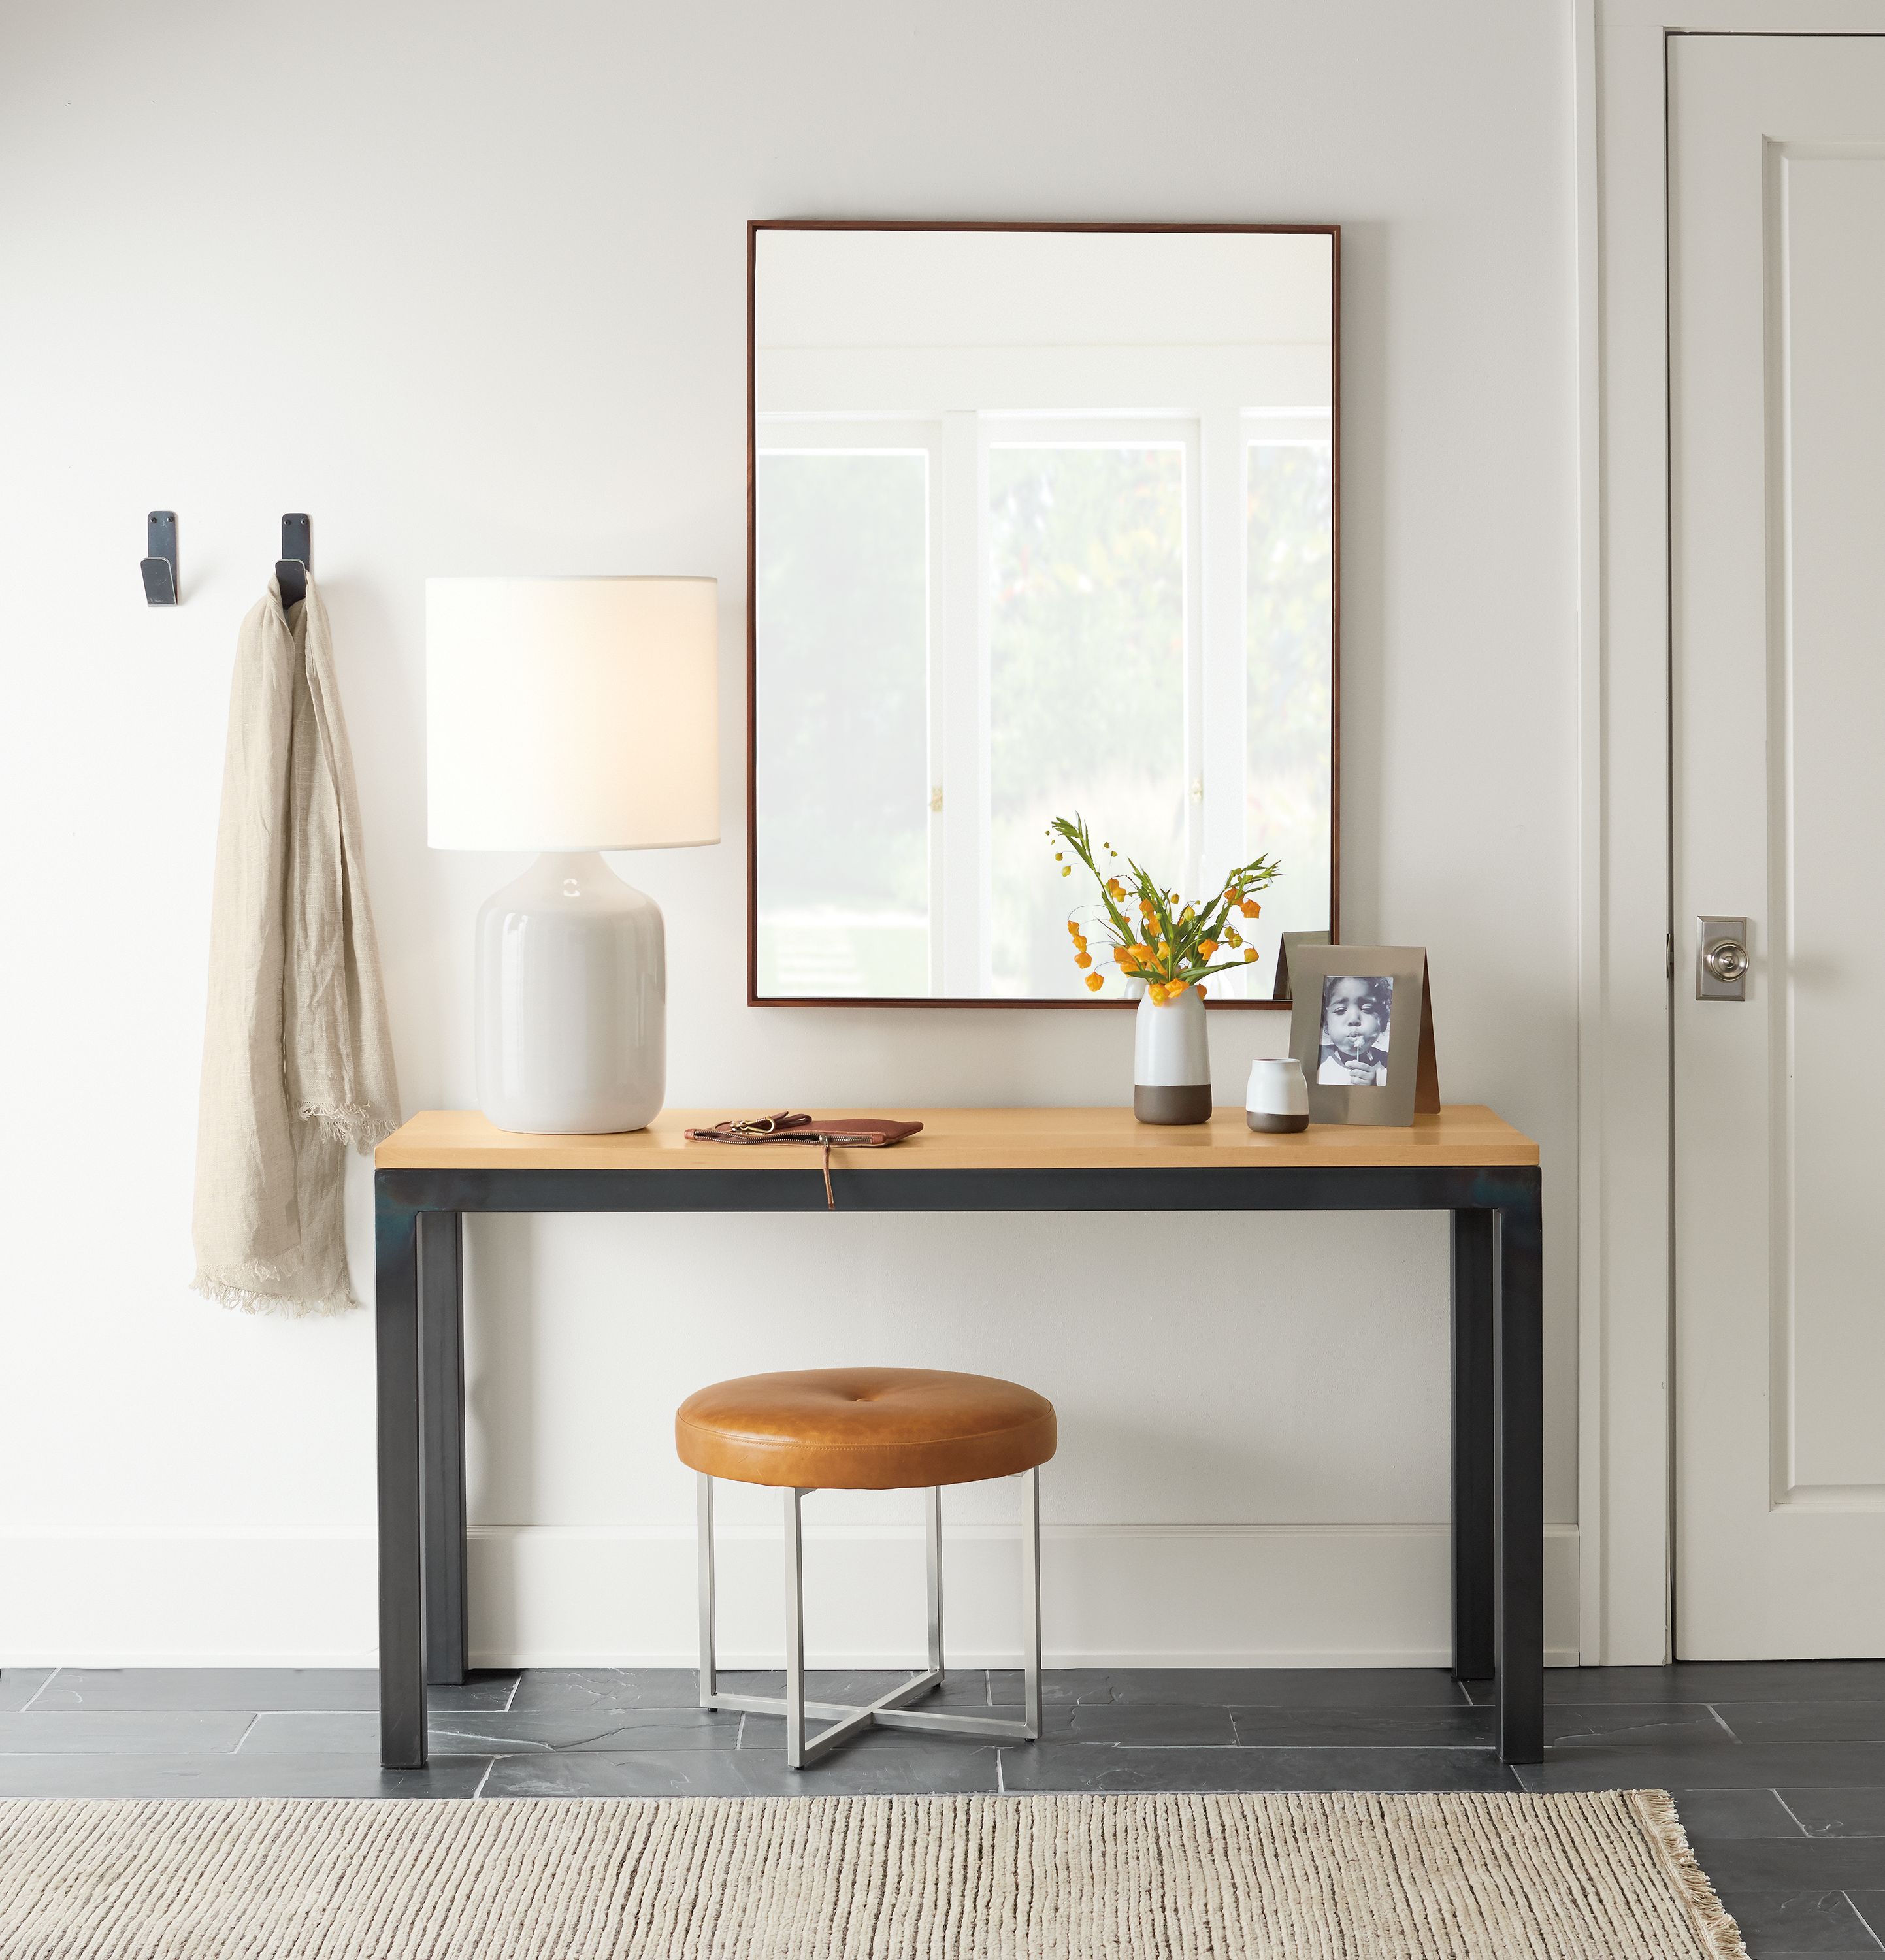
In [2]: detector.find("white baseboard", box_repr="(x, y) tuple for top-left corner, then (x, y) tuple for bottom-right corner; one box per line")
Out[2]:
(0, 1523), (1579, 1671)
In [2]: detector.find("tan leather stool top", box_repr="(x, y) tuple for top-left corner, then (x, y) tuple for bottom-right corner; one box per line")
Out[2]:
(676, 1367), (1056, 1490)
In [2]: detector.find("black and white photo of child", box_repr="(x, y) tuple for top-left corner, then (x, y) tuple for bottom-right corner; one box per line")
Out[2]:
(1318, 975), (1393, 1086)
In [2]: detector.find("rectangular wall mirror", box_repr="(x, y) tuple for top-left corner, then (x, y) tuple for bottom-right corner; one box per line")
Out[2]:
(747, 220), (1338, 1006)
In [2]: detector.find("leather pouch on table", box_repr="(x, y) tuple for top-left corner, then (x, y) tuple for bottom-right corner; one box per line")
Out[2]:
(683, 1111), (925, 1207)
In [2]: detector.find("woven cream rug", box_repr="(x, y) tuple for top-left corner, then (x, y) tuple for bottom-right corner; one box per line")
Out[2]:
(0, 1789), (1743, 1958)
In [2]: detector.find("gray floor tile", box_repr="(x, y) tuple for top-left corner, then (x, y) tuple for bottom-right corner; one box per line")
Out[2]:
(237, 1712), (382, 1754)
(28, 1669), (380, 1712)
(1694, 1839), (1885, 1892)
(426, 1673), (521, 1714)
(1000, 1744), (1521, 1794)
(1546, 1704), (1739, 1748)
(0, 1753), (491, 1799)
(994, 1668), (1469, 1710)
(504, 1669), (700, 1714)
(1228, 1704), (1494, 1748)
(0, 1672), (54, 1713)
(1714, 1890), (1882, 1954)
(1060, 1703), (1233, 1744)
(240, 1707), (744, 1756)
(1787, 1793), (1885, 1838)
(1724, 1707), (1885, 1747)
(1518, 1746), (1885, 1793)
(736, 1713), (1010, 1758)
(480, 1745), (998, 1798)
(0, 1711), (255, 1756)
(448, 1708), (745, 1754)
(1668, 1788), (1807, 1838)
(1847, 1898), (1885, 1947)
(1518, 1663), (1885, 1708)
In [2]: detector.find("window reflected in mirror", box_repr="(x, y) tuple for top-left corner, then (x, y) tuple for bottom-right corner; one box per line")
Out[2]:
(750, 223), (1337, 1005)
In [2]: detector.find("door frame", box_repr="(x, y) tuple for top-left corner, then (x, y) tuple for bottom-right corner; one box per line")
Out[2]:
(1577, 0), (1885, 1665)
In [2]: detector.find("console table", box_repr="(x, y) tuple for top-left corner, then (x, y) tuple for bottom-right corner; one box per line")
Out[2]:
(374, 1104), (1543, 1767)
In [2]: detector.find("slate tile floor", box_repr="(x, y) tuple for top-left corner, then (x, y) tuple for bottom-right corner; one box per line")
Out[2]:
(5, 1662), (1885, 1953)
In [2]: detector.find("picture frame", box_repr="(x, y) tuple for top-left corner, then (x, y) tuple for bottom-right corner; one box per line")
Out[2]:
(1272, 930), (1332, 1002)
(1285, 944), (1440, 1126)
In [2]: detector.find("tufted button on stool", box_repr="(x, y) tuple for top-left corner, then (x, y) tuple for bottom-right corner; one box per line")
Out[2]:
(676, 1367), (1056, 1769)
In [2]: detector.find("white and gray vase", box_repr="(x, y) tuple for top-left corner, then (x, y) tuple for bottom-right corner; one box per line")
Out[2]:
(1133, 988), (1213, 1124)
(1246, 1056), (1310, 1133)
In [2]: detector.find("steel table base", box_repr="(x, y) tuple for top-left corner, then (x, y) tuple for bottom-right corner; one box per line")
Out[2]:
(374, 1162), (1544, 1768)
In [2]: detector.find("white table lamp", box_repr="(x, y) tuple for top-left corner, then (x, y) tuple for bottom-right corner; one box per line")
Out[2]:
(427, 576), (718, 1134)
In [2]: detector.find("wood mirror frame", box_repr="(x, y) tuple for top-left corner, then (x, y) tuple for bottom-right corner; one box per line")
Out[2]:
(746, 218), (1339, 1009)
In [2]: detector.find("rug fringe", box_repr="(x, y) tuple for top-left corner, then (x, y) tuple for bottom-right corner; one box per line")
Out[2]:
(1631, 1789), (1750, 1960)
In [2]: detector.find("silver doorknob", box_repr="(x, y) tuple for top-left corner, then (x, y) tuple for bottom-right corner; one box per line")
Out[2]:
(1697, 915), (1750, 1000)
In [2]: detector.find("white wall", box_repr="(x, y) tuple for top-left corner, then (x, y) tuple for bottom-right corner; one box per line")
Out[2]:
(0, 0), (1581, 1667)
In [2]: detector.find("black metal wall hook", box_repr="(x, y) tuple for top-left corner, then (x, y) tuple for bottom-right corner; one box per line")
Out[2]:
(141, 511), (178, 605)
(276, 513), (311, 607)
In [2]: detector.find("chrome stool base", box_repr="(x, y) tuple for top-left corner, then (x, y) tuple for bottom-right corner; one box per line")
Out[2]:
(696, 1469), (1043, 1769)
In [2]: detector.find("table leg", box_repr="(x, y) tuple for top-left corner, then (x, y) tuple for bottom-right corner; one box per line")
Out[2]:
(1494, 1173), (1545, 1764)
(376, 1186), (427, 1769)
(420, 1211), (467, 1688)
(1450, 1211), (1496, 1682)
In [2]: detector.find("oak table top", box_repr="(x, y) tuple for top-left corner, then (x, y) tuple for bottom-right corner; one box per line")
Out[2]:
(377, 1103), (1537, 1173)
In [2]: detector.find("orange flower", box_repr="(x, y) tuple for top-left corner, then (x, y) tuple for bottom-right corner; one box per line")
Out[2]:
(1066, 919), (1081, 937)
(1198, 939), (1218, 957)
(1084, 972), (1104, 992)
(1075, 952), (1092, 968)
(1195, 983), (1207, 999)
(1147, 982), (1168, 1004)
(1115, 945), (1138, 967)
(1239, 900), (1258, 917)
(1243, 947), (1258, 962)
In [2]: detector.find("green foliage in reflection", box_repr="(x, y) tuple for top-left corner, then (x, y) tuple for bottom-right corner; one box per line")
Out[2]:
(1247, 442), (1333, 822)
(988, 446), (1187, 996)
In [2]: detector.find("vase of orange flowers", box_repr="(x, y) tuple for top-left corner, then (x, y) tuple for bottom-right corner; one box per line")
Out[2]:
(1048, 813), (1281, 1125)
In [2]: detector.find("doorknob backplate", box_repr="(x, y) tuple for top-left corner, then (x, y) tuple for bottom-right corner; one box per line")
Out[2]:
(1696, 915), (1750, 1001)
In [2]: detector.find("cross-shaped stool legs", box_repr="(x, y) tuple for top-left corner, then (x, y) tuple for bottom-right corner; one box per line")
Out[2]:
(696, 1469), (1043, 1769)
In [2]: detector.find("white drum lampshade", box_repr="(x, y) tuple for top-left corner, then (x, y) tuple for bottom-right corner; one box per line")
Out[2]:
(427, 577), (719, 1134)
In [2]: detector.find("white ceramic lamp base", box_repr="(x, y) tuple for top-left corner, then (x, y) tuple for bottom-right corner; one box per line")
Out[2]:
(474, 853), (666, 1134)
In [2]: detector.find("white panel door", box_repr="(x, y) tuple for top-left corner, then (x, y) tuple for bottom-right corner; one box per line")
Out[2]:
(1671, 33), (1885, 1659)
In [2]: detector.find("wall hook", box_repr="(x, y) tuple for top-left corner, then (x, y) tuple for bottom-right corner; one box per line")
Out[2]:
(276, 514), (312, 608)
(141, 511), (178, 605)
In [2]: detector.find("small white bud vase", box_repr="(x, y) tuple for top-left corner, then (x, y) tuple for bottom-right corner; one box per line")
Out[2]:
(1133, 988), (1212, 1124)
(1246, 1056), (1309, 1133)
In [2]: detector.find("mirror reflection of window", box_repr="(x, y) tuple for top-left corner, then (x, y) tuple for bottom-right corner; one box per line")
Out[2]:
(754, 450), (932, 998)
(989, 443), (1187, 998)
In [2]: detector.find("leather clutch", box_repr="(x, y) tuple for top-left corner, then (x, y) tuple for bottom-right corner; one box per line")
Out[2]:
(683, 1112), (925, 1206)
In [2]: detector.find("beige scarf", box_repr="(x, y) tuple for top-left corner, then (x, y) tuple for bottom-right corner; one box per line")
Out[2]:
(191, 576), (401, 1314)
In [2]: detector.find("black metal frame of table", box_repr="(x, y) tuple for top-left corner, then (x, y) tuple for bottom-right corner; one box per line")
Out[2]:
(374, 1161), (1544, 1767)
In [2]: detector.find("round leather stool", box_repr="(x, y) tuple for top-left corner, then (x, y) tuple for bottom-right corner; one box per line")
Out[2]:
(677, 1367), (1056, 1769)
